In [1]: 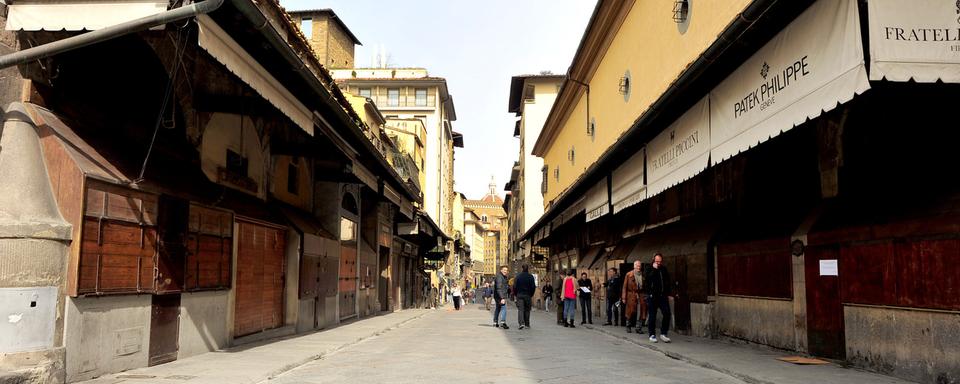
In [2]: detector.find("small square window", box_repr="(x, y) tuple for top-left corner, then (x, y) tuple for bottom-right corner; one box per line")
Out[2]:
(300, 18), (313, 39)
(359, 88), (371, 98)
(226, 149), (248, 176)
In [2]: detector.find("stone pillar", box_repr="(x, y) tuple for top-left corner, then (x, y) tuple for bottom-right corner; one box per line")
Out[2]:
(0, 103), (72, 383)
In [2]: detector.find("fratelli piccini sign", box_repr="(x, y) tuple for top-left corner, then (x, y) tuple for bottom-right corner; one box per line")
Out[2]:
(868, 0), (960, 82)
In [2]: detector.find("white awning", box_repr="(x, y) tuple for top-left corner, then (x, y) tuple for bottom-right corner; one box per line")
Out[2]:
(611, 148), (646, 214)
(710, 0), (869, 164)
(867, 0), (960, 83)
(6, 0), (168, 31)
(584, 177), (608, 222)
(196, 15), (314, 135)
(647, 97), (710, 198)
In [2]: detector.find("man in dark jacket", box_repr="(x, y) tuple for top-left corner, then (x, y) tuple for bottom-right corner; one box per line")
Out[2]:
(514, 265), (536, 329)
(493, 266), (510, 329)
(554, 274), (565, 325)
(603, 267), (622, 326)
(643, 253), (673, 343)
(577, 272), (593, 325)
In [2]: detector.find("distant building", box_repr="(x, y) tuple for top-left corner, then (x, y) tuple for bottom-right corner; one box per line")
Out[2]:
(288, 9), (361, 69)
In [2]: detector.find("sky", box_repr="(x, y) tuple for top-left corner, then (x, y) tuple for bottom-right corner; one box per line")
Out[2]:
(278, 0), (596, 200)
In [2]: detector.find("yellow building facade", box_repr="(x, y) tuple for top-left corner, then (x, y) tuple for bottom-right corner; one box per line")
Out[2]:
(533, 0), (753, 206)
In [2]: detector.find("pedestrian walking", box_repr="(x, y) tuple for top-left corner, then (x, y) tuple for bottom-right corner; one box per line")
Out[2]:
(514, 265), (536, 329)
(482, 282), (493, 310)
(493, 266), (510, 329)
(621, 260), (645, 334)
(542, 283), (553, 312)
(577, 272), (593, 325)
(604, 267), (622, 326)
(452, 283), (463, 310)
(644, 253), (673, 343)
(561, 269), (578, 328)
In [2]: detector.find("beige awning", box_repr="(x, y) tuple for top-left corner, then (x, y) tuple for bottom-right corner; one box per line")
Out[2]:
(350, 161), (378, 191)
(867, 0), (960, 83)
(611, 148), (646, 214)
(399, 199), (415, 220)
(383, 183), (401, 206)
(647, 97), (710, 198)
(559, 196), (585, 225)
(196, 15), (314, 135)
(6, 0), (168, 31)
(584, 177), (609, 223)
(710, 0), (868, 164)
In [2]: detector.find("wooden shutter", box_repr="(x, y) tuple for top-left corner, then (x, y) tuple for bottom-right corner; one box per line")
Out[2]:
(78, 181), (159, 295)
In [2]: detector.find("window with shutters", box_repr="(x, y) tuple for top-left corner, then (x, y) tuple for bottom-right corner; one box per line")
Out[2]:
(415, 88), (427, 106)
(184, 204), (233, 291)
(387, 88), (400, 106)
(76, 181), (159, 295)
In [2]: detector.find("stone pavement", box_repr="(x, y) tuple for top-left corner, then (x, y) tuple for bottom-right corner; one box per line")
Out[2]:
(267, 302), (741, 384)
(580, 312), (916, 384)
(74, 303), (918, 384)
(76, 310), (430, 384)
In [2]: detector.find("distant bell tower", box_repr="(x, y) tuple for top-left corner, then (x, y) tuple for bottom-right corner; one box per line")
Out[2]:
(488, 175), (496, 198)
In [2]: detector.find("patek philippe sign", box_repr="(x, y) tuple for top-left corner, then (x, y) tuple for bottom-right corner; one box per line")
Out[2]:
(646, 97), (710, 198)
(868, 0), (960, 82)
(710, 0), (869, 164)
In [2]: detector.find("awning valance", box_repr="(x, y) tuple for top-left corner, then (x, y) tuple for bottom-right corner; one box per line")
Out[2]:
(5, 0), (168, 31)
(196, 15), (314, 135)
(585, 177), (609, 222)
(867, 0), (960, 83)
(647, 97), (710, 198)
(559, 197), (585, 226)
(611, 148), (646, 214)
(710, 0), (869, 164)
(383, 183), (401, 206)
(399, 199), (415, 220)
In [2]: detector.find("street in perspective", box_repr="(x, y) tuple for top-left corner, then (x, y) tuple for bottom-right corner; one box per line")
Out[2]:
(0, 0), (958, 383)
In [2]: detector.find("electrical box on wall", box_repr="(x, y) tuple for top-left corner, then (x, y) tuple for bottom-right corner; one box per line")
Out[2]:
(0, 286), (57, 352)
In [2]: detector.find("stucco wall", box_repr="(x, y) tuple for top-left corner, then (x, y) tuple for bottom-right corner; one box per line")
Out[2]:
(845, 305), (960, 384)
(178, 291), (229, 359)
(541, 0), (752, 203)
(716, 296), (795, 350)
(64, 295), (151, 382)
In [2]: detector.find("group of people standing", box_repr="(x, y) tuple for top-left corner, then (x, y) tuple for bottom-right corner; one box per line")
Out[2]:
(486, 253), (675, 343)
(605, 253), (674, 342)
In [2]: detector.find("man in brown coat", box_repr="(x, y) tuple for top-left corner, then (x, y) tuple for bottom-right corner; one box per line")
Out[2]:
(621, 260), (646, 333)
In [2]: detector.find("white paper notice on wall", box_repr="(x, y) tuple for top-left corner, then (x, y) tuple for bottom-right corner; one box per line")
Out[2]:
(819, 260), (839, 276)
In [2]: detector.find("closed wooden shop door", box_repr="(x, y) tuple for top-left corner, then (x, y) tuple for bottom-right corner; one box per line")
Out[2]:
(234, 219), (286, 337)
(805, 245), (845, 359)
(149, 294), (180, 366)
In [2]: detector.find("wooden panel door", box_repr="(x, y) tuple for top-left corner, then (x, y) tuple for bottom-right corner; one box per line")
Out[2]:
(149, 294), (180, 366)
(234, 220), (286, 337)
(339, 245), (358, 319)
(805, 245), (845, 359)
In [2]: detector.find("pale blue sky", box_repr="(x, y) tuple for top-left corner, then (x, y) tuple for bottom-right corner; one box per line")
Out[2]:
(278, 0), (596, 200)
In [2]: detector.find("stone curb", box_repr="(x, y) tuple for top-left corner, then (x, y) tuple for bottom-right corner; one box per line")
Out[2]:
(582, 324), (773, 384)
(258, 311), (430, 383)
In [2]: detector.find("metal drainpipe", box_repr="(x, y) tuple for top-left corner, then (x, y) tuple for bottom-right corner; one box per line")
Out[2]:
(0, 0), (225, 70)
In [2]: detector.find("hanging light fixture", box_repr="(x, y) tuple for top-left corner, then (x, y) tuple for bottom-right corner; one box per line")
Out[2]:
(673, 0), (689, 23)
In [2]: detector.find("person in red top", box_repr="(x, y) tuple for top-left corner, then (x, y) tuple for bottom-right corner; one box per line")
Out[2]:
(561, 269), (578, 328)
